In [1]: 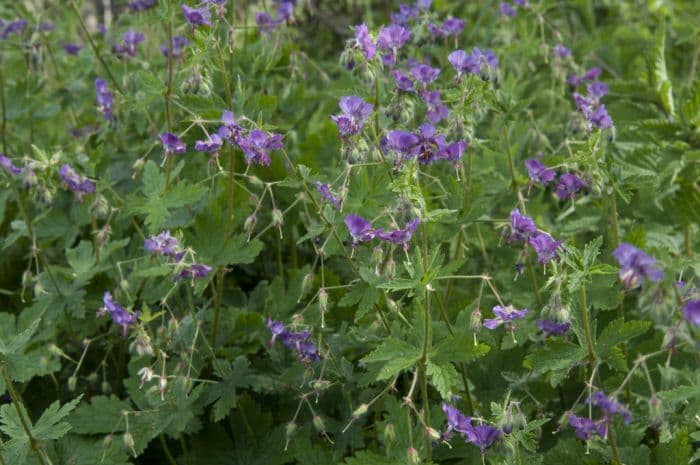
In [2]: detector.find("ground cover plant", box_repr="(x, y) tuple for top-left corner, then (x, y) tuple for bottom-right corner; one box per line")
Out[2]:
(0, 0), (698, 464)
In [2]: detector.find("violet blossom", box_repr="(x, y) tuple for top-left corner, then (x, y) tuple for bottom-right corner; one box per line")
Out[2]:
(536, 319), (570, 336)
(217, 110), (244, 144)
(508, 208), (537, 242)
(315, 182), (341, 209)
(555, 173), (587, 200)
(529, 232), (562, 264)
(238, 129), (283, 166)
(159, 133), (187, 157)
(524, 156), (556, 185)
(144, 231), (180, 256)
(160, 35), (190, 59)
(376, 218), (420, 246)
(95, 78), (114, 121)
(345, 215), (376, 243)
(410, 64), (440, 87)
(612, 243), (664, 289)
(266, 318), (320, 363)
(59, 164), (95, 198)
(682, 300), (700, 327)
(483, 305), (528, 330)
(568, 413), (607, 440)
(99, 292), (140, 336)
(0, 154), (23, 176)
(330, 96), (374, 137)
(553, 44), (571, 58)
(194, 133), (223, 153)
(182, 4), (212, 27)
(175, 263), (213, 280)
(354, 24), (376, 60)
(62, 43), (83, 55)
(587, 391), (632, 424)
(392, 70), (415, 93)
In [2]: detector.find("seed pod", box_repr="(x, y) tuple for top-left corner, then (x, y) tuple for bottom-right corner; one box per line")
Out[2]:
(312, 415), (326, 433)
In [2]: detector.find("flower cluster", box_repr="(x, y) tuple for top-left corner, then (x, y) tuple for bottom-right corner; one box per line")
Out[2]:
(182, 4), (212, 28)
(507, 209), (563, 264)
(98, 292), (140, 336)
(255, 0), (298, 33)
(113, 29), (145, 58)
(567, 67), (613, 130)
(442, 404), (501, 455)
(128, 0), (157, 11)
(448, 48), (498, 80)
(159, 133), (187, 157)
(315, 182), (341, 209)
(267, 318), (319, 363)
(144, 231), (213, 281)
(385, 124), (466, 166)
(612, 243), (663, 289)
(524, 155), (587, 201)
(331, 96), (374, 138)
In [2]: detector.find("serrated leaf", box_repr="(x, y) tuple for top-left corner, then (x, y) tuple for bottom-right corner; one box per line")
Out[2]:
(595, 319), (650, 361)
(33, 395), (83, 441)
(524, 339), (586, 387)
(430, 332), (490, 365)
(361, 339), (420, 381)
(654, 427), (691, 465)
(427, 361), (458, 399)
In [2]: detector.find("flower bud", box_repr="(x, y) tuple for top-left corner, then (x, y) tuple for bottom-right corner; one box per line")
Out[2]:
(271, 208), (284, 227)
(372, 246), (384, 268)
(87, 372), (98, 384)
(384, 422), (396, 443)
(102, 381), (112, 395)
(244, 214), (257, 238)
(500, 408), (514, 434)
(312, 415), (326, 433)
(470, 308), (482, 332)
(123, 432), (135, 454)
(318, 288), (328, 313)
(385, 259), (396, 278)
(514, 411), (527, 431)
(649, 395), (663, 427)
(285, 422), (297, 441)
(132, 158), (145, 172)
(407, 447), (420, 465)
(386, 297), (398, 313)
(299, 273), (313, 301)
(425, 426), (441, 441)
(248, 175), (264, 188)
(119, 279), (130, 293)
(352, 403), (369, 419)
(67, 376), (78, 392)
(158, 377), (168, 398)
(22, 270), (33, 288)
(91, 194), (109, 218)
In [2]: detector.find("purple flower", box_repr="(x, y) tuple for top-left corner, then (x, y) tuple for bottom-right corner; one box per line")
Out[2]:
(555, 173), (588, 200)
(194, 133), (223, 153)
(354, 24), (376, 60)
(59, 164), (95, 198)
(524, 157), (556, 184)
(217, 110), (243, 144)
(114, 29), (144, 57)
(583, 67), (601, 81)
(160, 35), (190, 59)
(377, 24), (411, 51)
(315, 182), (341, 209)
(391, 70), (415, 93)
(448, 50), (480, 77)
(62, 43), (83, 55)
(469, 424), (501, 455)
(483, 305), (528, 330)
(439, 140), (467, 163)
(682, 300), (700, 327)
(386, 130), (420, 163)
(238, 129), (283, 166)
(182, 4), (212, 27)
(536, 319), (570, 336)
(410, 64), (440, 87)
(553, 44), (571, 58)
(345, 215), (376, 243)
(443, 17), (465, 35)
(412, 123), (448, 164)
(128, 0), (157, 11)
(255, 12), (280, 33)
(588, 392), (631, 424)
(587, 81), (609, 99)
(442, 403), (472, 436)
(390, 4), (419, 25)
(100, 292), (140, 336)
(421, 90), (449, 124)
(612, 243), (664, 289)
(590, 104), (613, 129)
(568, 413), (607, 440)
(95, 78), (114, 121)
(176, 263), (213, 280)
(1, 19), (27, 40)
(144, 231), (180, 256)
(500, 2), (517, 17)
(529, 232), (562, 264)
(376, 218), (420, 245)
(0, 154), (23, 176)
(159, 133), (187, 156)
(267, 318), (320, 363)
(330, 96), (374, 137)
(508, 208), (537, 243)
(474, 48), (499, 70)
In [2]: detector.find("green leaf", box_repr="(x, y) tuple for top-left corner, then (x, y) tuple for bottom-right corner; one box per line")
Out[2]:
(65, 241), (96, 282)
(651, 23), (674, 117)
(653, 427), (691, 465)
(427, 361), (458, 399)
(209, 357), (259, 422)
(361, 339), (420, 381)
(595, 319), (650, 362)
(33, 395), (83, 440)
(524, 339), (586, 387)
(342, 450), (396, 465)
(430, 332), (490, 365)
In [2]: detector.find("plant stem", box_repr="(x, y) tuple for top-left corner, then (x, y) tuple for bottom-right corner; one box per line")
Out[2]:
(526, 255), (542, 307)
(159, 434), (178, 465)
(578, 285), (596, 364)
(0, 58), (6, 154)
(1, 365), (49, 465)
(503, 127), (519, 194)
(607, 424), (622, 465)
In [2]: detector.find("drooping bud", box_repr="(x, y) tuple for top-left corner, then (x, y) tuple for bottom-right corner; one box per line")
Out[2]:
(271, 208), (284, 228)
(102, 381), (112, 394)
(500, 407), (514, 434)
(407, 447), (420, 465)
(244, 214), (257, 238)
(425, 426), (441, 441)
(318, 288), (328, 313)
(285, 421), (297, 442)
(470, 308), (482, 331)
(123, 432), (135, 455)
(372, 246), (384, 268)
(385, 258), (396, 278)
(312, 415), (326, 433)
(87, 372), (99, 384)
(384, 422), (396, 443)
(299, 273), (313, 302)
(648, 395), (663, 427)
(132, 158), (145, 172)
(352, 403), (369, 419)
(119, 279), (130, 292)
(67, 376), (78, 392)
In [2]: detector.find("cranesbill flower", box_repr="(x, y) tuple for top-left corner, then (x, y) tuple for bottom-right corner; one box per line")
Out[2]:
(589, 104), (613, 129)
(410, 64), (440, 87)
(568, 413), (606, 440)
(0, 19), (27, 40)
(587, 392), (631, 424)
(413, 123), (447, 164)
(114, 28), (144, 57)
(555, 173), (587, 200)
(483, 305), (528, 330)
(553, 44), (571, 58)
(160, 35), (189, 59)
(583, 67), (601, 81)
(182, 4), (212, 27)
(536, 319), (570, 336)
(390, 4), (419, 25)
(0, 154), (23, 176)
(100, 292), (140, 336)
(508, 208), (537, 242)
(529, 232), (562, 264)
(682, 300), (700, 326)
(144, 230), (180, 256)
(500, 2), (517, 17)
(612, 243), (663, 289)
(267, 319), (320, 363)
(442, 403), (472, 436)
(62, 43), (83, 55)
(468, 424), (501, 455)
(330, 96), (374, 137)
(194, 133), (223, 153)
(587, 81), (609, 99)
(524, 157), (556, 185)
(255, 12), (280, 33)
(377, 218), (420, 245)
(128, 0), (157, 11)
(59, 164), (95, 197)
(315, 182), (341, 209)
(430, 17), (465, 38)
(386, 130), (420, 163)
(217, 110), (243, 144)
(473, 48), (499, 71)
(95, 78), (114, 121)
(238, 129), (283, 166)
(392, 70), (415, 93)
(345, 215), (376, 243)
(377, 24), (411, 51)
(448, 50), (480, 78)
(439, 140), (467, 163)
(354, 24), (375, 60)
(159, 133), (186, 156)
(175, 263), (213, 280)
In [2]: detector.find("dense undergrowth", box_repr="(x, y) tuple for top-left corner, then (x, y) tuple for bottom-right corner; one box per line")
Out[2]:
(0, 1), (699, 464)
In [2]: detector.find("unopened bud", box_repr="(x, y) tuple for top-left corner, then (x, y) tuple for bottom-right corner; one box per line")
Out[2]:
(271, 208), (284, 227)
(244, 214), (257, 238)
(285, 422), (297, 441)
(407, 447), (420, 465)
(425, 426), (441, 441)
(67, 376), (78, 392)
(119, 279), (130, 292)
(649, 395), (663, 427)
(352, 403), (369, 419)
(318, 288), (328, 313)
(22, 270), (33, 287)
(384, 422), (396, 443)
(372, 246), (383, 267)
(87, 372), (98, 384)
(123, 432), (135, 454)
(102, 381), (111, 394)
(386, 297), (398, 313)
(248, 176), (264, 188)
(48, 343), (62, 356)
(514, 411), (527, 431)
(385, 259), (396, 278)
(470, 308), (482, 331)
(299, 273), (313, 301)
(500, 408), (514, 434)
(311, 379), (332, 392)
(92, 194), (109, 218)
(312, 415), (326, 433)
(132, 158), (145, 171)
(158, 377), (168, 398)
